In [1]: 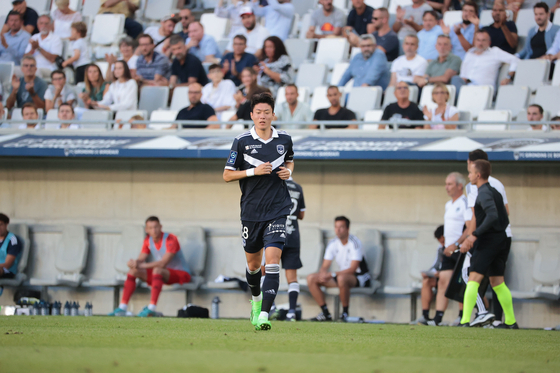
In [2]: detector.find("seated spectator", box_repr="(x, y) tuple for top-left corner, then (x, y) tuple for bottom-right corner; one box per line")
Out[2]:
(56, 102), (79, 129)
(257, 36), (295, 97)
(518, 3), (560, 59)
(275, 84), (313, 126)
(169, 35), (209, 90)
(417, 11), (443, 61)
(62, 22), (91, 83)
(422, 84), (459, 129)
(105, 37), (138, 81)
(550, 116), (560, 130)
(0, 213), (24, 280)
(186, 22), (222, 63)
(527, 104), (547, 131)
(135, 34), (171, 87)
(482, 2), (518, 55)
(338, 34), (390, 90)
(415, 35), (461, 88)
(175, 83), (219, 129)
(306, 0), (345, 40)
(144, 15), (178, 57)
(440, 1), (478, 60)
(0, 11), (31, 65)
(221, 35), (259, 86)
(225, 7), (268, 58)
(92, 60), (138, 111)
(452, 30), (518, 93)
(381, 81), (424, 129)
(18, 102), (40, 129)
(6, 56), (46, 110)
(344, 0), (374, 47)
(393, 0), (433, 39)
(229, 67), (269, 121)
(98, 0), (143, 39)
(370, 7), (399, 62)
(307, 216), (370, 321)
(51, 0), (82, 39)
(201, 64), (237, 120)
(311, 86), (357, 129)
(3, 1), (38, 35)
(79, 64), (110, 109)
(24, 15), (62, 78)
(117, 114), (145, 129)
(215, 0), (247, 39)
(251, 0), (295, 41)
(390, 35), (428, 86)
(45, 70), (76, 112)
(177, 7), (194, 41)
(416, 225), (445, 324)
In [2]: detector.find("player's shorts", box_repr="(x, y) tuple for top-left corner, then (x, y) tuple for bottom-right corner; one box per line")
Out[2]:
(470, 233), (511, 277)
(440, 251), (461, 271)
(333, 273), (371, 288)
(1, 268), (15, 279)
(145, 268), (191, 286)
(281, 245), (303, 270)
(241, 216), (287, 254)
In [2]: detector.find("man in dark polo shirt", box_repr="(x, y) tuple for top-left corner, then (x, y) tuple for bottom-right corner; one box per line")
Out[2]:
(344, 0), (374, 47)
(311, 86), (357, 129)
(381, 81), (424, 129)
(415, 35), (461, 88)
(221, 35), (258, 86)
(175, 83), (219, 129)
(169, 34), (208, 88)
(482, 2), (518, 55)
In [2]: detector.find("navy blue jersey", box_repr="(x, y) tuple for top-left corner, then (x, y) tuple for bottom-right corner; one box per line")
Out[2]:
(285, 179), (305, 248)
(225, 126), (294, 222)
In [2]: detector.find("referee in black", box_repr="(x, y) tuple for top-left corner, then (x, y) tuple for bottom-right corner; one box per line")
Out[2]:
(223, 92), (295, 331)
(459, 160), (518, 328)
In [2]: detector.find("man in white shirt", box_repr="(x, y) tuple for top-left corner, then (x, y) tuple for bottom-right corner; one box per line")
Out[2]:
(251, 0), (294, 41)
(307, 216), (370, 321)
(225, 7), (268, 58)
(144, 15), (178, 57)
(393, 0), (433, 39)
(201, 63), (237, 121)
(390, 34), (428, 86)
(44, 70), (76, 113)
(24, 15), (62, 78)
(275, 84), (313, 127)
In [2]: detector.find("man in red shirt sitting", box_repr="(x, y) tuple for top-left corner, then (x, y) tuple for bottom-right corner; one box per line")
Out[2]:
(109, 216), (191, 317)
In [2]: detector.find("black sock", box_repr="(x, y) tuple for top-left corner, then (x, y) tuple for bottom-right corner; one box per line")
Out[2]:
(434, 310), (444, 324)
(422, 309), (430, 320)
(459, 310), (463, 318)
(492, 288), (503, 321)
(320, 304), (330, 315)
(261, 264), (280, 313)
(342, 306), (349, 315)
(288, 282), (299, 312)
(246, 267), (262, 297)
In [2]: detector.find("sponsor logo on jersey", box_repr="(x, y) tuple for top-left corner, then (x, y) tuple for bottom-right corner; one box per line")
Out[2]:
(277, 145), (285, 155)
(245, 145), (262, 150)
(227, 150), (238, 164)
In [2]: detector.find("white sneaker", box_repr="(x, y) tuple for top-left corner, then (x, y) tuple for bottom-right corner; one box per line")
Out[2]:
(471, 312), (495, 327)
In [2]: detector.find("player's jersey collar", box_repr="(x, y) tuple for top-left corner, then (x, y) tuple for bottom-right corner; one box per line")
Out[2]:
(250, 126), (279, 144)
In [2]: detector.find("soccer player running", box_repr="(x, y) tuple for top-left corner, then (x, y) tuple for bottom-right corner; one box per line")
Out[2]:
(459, 160), (518, 329)
(223, 92), (295, 331)
(108, 216), (191, 317)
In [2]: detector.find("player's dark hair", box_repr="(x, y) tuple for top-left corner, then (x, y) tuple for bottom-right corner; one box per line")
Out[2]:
(534, 2), (549, 12)
(145, 216), (160, 224)
(208, 63), (222, 72)
(251, 92), (275, 112)
(473, 160), (492, 180)
(0, 213), (9, 225)
(468, 149), (488, 162)
(434, 225), (444, 239)
(528, 104), (544, 115)
(334, 216), (350, 229)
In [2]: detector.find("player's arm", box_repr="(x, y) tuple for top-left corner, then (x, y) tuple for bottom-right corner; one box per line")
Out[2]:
(223, 162), (273, 182)
(443, 213), (475, 256)
(336, 260), (360, 276)
(0, 254), (16, 270)
(297, 211), (305, 220)
(139, 251), (175, 269)
(505, 203), (509, 215)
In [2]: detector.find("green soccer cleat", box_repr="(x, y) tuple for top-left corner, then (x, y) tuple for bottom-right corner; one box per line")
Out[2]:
(250, 293), (262, 326)
(108, 307), (127, 316)
(255, 313), (271, 331)
(138, 306), (157, 317)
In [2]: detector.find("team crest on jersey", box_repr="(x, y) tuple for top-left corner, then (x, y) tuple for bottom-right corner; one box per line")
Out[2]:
(227, 151), (238, 164)
(277, 145), (285, 155)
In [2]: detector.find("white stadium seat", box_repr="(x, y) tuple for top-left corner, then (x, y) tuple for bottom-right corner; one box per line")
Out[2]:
(311, 86), (342, 113)
(363, 110), (384, 130)
(555, 9), (560, 26)
(139, 86), (170, 115)
(0, 61), (14, 97)
(298, 12), (312, 40)
(389, 0), (413, 14)
(553, 63), (560, 86)
(475, 110), (511, 131)
(200, 13), (230, 41)
(115, 110), (148, 122)
(44, 109), (59, 129)
(81, 0), (100, 18)
(514, 59), (550, 92)
(95, 61), (109, 79)
(384, 85), (419, 107)
(515, 9), (536, 37)
(456, 85), (493, 119)
(333, 0), (347, 10)
(494, 85), (530, 119)
(533, 86), (560, 117)
(26, 0), (50, 12)
(295, 63), (328, 91)
(418, 84), (456, 110)
(81, 110), (112, 129)
(480, 10), (493, 26)
(329, 62), (350, 86)
(276, 86), (310, 106)
(346, 86), (383, 120)
(443, 11), (462, 27)
(284, 39), (314, 70)
(91, 14), (125, 45)
(144, 0), (179, 21)
(365, 0), (389, 8)
(315, 38), (350, 69)
(532, 234), (560, 300)
(170, 87), (191, 111)
(150, 109), (179, 130)
(293, 0), (317, 17)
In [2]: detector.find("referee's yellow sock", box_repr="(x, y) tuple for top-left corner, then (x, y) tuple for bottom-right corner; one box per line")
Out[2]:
(493, 282), (516, 325)
(461, 281), (480, 324)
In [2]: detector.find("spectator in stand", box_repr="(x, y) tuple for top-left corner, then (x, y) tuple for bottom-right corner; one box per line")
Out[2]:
(257, 36), (294, 98)
(169, 35), (209, 89)
(80, 64), (110, 109)
(186, 22), (222, 63)
(393, 0), (433, 39)
(0, 11), (31, 65)
(482, 2), (518, 55)
(0, 213), (24, 280)
(452, 30), (518, 92)
(550, 116), (560, 130)
(417, 11), (443, 61)
(338, 34), (390, 90)
(62, 22), (90, 83)
(381, 81), (424, 129)
(440, 1), (478, 60)
(6, 56), (46, 110)
(390, 34), (428, 86)
(175, 83), (219, 129)
(225, 7), (269, 58)
(275, 84), (313, 126)
(311, 86), (357, 129)
(178, 8), (194, 41)
(92, 60), (138, 111)
(306, 0), (346, 40)
(221, 35), (258, 86)
(144, 15), (178, 57)
(344, 0), (374, 47)
(422, 83), (459, 129)
(543, 29), (560, 62)
(229, 67), (269, 121)
(527, 104), (547, 131)
(3, 1), (38, 35)
(56, 102), (79, 129)
(44, 70), (76, 113)
(201, 64), (237, 121)
(215, 0), (248, 39)
(0, 89), (4, 119)
(18, 102), (40, 129)
(105, 37), (138, 81)
(415, 34), (462, 88)
(24, 15), (63, 78)
(98, 0), (143, 39)
(135, 34), (171, 87)
(518, 3), (560, 59)
(51, 0), (82, 39)
(370, 8), (400, 62)
(251, 0), (295, 41)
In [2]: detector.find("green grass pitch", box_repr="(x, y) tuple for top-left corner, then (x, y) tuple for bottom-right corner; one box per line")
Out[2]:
(1, 317), (559, 373)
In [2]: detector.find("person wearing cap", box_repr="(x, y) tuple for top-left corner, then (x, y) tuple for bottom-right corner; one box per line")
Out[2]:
(215, 0), (248, 39)
(144, 15), (178, 58)
(2, 1), (39, 35)
(0, 11), (31, 65)
(225, 7), (269, 58)
(186, 22), (221, 63)
(98, 0), (143, 39)
(251, 0), (294, 41)
(24, 15), (63, 77)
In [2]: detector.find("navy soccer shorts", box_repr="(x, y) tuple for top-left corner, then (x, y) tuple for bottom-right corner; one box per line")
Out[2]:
(241, 216), (287, 254)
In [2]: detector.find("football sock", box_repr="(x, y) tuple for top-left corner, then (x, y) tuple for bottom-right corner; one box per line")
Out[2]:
(121, 274), (136, 304)
(320, 304), (330, 315)
(458, 310), (463, 318)
(260, 275), (266, 288)
(118, 303), (128, 311)
(342, 306), (349, 315)
(150, 274), (164, 306)
(148, 304), (157, 312)
(434, 310), (444, 324)
(493, 282), (516, 325)
(461, 281), (480, 324)
(492, 288), (504, 321)
(288, 282), (299, 312)
(246, 266), (262, 297)
(476, 293), (488, 314)
(262, 264), (280, 313)
(422, 309), (429, 320)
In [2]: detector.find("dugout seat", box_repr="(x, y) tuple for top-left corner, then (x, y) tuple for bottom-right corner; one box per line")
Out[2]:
(166, 226), (207, 293)
(283, 227), (324, 292)
(532, 234), (560, 300)
(0, 224), (30, 287)
(295, 63), (328, 92)
(409, 231), (439, 292)
(203, 228), (248, 290)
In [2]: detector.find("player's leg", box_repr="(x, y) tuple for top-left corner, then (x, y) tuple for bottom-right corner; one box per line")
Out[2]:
(337, 273), (358, 320)
(285, 269), (298, 321)
(431, 269), (452, 325)
(463, 253), (494, 327)
(491, 237), (511, 326)
(109, 267), (148, 316)
(489, 276), (517, 328)
(460, 271), (485, 325)
(256, 245), (282, 329)
(420, 275), (436, 322)
(307, 272), (337, 321)
(137, 267), (171, 317)
(246, 249), (264, 325)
